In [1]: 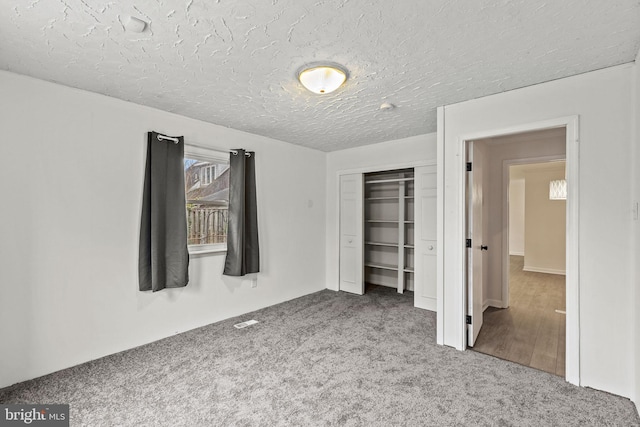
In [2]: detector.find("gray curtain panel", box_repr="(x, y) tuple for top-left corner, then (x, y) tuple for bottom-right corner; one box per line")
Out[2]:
(139, 132), (189, 291)
(224, 149), (260, 276)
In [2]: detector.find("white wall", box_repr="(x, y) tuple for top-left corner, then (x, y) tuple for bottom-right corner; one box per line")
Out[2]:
(440, 64), (635, 398)
(523, 166), (566, 275)
(508, 178), (525, 256)
(325, 134), (437, 291)
(0, 71), (327, 388)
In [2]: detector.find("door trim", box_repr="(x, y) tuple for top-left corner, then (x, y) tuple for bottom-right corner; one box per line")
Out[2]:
(501, 154), (566, 309)
(437, 114), (580, 386)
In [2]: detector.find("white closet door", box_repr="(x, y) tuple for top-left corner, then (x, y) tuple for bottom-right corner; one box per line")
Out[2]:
(414, 165), (437, 311)
(339, 173), (364, 295)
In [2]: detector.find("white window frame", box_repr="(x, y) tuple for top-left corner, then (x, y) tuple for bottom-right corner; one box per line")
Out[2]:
(201, 165), (216, 185)
(184, 145), (229, 255)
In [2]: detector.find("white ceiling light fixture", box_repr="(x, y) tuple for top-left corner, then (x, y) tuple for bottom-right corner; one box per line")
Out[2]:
(298, 63), (348, 94)
(549, 179), (567, 200)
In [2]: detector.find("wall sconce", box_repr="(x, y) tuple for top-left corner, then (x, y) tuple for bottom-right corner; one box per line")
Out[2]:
(549, 179), (567, 200)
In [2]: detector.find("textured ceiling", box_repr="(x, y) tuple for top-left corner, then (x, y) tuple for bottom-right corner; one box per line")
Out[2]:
(1, 1), (639, 152)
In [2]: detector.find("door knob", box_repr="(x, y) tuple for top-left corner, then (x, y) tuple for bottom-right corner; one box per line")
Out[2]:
(480, 245), (488, 251)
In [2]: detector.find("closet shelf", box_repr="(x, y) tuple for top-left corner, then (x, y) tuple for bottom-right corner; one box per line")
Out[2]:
(365, 197), (398, 201)
(365, 262), (398, 271)
(362, 167), (416, 294)
(365, 241), (399, 247)
(365, 177), (415, 184)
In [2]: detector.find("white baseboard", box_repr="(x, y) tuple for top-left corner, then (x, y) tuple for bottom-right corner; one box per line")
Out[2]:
(523, 265), (566, 275)
(509, 251), (525, 256)
(415, 296), (437, 312)
(483, 299), (504, 311)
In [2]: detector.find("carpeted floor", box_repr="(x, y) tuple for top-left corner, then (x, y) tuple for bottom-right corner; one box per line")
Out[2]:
(1, 285), (638, 426)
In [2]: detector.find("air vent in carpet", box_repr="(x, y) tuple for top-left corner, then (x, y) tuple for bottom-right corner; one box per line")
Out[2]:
(234, 320), (259, 329)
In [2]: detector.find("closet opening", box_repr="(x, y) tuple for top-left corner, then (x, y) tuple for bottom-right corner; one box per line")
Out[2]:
(339, 163), (435, 308)
(364, 168), (415, 294)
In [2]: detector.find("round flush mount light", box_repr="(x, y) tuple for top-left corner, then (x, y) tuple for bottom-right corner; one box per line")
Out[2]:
(298, 63), (348, 94)
(380, 102), (395, 111)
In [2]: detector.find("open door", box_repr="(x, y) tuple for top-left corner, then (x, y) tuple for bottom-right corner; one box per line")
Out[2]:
(339, 173), (364, 295)
(466, 141), (485, 346)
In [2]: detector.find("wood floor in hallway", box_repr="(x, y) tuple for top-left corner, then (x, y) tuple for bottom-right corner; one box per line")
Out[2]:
(472, 255), (566, 376)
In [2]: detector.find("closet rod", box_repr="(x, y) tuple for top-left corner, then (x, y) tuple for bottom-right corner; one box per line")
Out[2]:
(156, 133), (250, 157)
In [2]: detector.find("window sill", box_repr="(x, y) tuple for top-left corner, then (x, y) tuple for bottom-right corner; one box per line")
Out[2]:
(188, 247), (227, 256)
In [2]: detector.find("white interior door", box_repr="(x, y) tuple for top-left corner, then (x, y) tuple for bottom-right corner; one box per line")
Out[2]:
(414, 165), (437, 311)
(467, 142), (484, 346)
(339, 173), (364, 295)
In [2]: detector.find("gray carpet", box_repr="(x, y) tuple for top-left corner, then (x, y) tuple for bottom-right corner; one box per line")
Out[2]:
(1, 285), (638, 426)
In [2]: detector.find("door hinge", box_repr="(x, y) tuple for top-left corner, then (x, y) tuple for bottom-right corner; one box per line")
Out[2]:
(466, 239), (471, 248)
(466, 315), (472, 325)
(466, 162), (472, 172)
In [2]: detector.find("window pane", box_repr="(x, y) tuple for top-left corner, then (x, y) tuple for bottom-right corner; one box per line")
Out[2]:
(184, 158), (229, 246)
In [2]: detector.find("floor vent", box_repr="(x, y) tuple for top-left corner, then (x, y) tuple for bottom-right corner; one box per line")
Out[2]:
(234, 319), (259, 329)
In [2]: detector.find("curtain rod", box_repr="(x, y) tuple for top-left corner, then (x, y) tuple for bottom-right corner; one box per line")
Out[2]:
(156, 134), (180, 144)
(156, 133), (251, 156)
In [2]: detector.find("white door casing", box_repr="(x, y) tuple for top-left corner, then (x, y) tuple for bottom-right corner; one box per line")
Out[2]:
(501, 154), (566, 309)
(437, 108), (580, 385)
(339, 173), (364, 295)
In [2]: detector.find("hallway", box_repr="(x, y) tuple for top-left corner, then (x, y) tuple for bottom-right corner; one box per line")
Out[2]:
(472, 255), (566, 376)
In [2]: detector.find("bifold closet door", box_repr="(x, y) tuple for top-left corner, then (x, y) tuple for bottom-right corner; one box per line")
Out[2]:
(414, 165), (437, 311)
(339, 173), (364, 295)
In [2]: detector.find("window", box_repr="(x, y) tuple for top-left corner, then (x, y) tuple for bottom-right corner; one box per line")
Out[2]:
(201, 165), (214, 185)
(184, 148), (229, 253)
(198, 164), (230, 185)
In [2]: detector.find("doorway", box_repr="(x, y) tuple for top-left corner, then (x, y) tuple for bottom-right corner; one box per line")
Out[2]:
(470, 157), (567, 376)
(437, 110), (580, 384)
